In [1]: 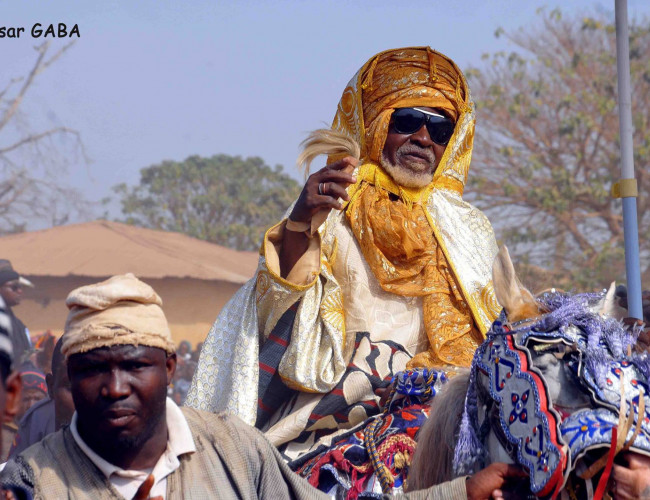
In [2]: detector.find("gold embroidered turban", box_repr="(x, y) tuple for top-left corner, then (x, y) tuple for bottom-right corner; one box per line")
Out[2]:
(62, 273), (175, 358)
(333, 47), (470, 170)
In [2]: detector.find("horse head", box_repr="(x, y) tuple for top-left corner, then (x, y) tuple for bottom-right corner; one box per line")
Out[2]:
(451, 246), (649, 499)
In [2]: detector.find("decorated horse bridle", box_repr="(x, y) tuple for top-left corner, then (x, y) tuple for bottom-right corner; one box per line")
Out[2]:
(455, 291), (650, 499)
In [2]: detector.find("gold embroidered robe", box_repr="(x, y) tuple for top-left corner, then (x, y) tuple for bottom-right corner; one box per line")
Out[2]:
(186, 47), (501, 459)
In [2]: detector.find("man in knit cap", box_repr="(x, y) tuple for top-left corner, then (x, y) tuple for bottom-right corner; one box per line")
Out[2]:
(1, 367), (47, 461)
(0, 273), (526, 499)
(9, 338), (75, 459)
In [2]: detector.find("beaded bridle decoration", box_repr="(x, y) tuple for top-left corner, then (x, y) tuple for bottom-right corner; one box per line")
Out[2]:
(454, 291), (650, 499)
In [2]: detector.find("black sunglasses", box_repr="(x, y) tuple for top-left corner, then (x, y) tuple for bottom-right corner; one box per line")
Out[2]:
(391, 107), (455, 146)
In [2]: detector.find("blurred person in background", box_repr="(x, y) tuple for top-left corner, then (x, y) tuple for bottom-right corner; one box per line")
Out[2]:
(0, 296), (28, 498)
(190, 342), (202, 363)
(176, 341), (191, 362)
(9, 338), (74, 458)
(1, 367), (46, 461)
(32, 332), (56, 375)
(0, 260), (32, 363)
(16, 368), (47, 423)
(170, 341), (196, 405)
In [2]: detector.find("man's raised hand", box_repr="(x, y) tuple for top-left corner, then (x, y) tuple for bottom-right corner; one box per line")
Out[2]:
(279, 156), (357, 278)
(289, 157), (358, 223)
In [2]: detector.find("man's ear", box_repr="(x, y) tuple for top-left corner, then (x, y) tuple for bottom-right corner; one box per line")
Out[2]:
(166, 353), (177, 385)
(4, 372), (22, 422)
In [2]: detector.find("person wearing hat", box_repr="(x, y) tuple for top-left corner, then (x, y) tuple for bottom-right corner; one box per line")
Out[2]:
(0, 274), (524, 499)
(1, 366), (47, 461)
(0, 295), (30, 498)
(15, 368), (47, 423)
(0, 260), (32, 363)
(9, 337), (75, 460)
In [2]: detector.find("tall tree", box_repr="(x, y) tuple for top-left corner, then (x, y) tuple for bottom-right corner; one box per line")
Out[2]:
(114, 154), (301, 251)
(0, 42), (88, 232)
(466, 9), (650, 290)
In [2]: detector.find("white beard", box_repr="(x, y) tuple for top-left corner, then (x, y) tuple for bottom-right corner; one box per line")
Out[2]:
(380, 153), (434, 189)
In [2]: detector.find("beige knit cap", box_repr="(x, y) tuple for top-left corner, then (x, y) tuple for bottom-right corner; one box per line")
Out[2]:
(62, 273), (175, 358)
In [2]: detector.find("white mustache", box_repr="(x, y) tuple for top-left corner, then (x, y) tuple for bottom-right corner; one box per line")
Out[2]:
(396, 144), (435, 164)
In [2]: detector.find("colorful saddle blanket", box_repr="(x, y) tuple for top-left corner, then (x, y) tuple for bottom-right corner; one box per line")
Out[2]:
(289, 369), (447, 499)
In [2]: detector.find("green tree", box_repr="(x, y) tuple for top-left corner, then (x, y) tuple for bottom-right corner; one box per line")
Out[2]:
(114, 154), (301, 251)
(466, 8), (650, 290)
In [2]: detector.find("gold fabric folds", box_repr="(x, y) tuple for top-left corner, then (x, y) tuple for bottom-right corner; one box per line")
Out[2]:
(347, 184), (439, 294)
(346, 169), (481, 369)
(335, 47), (486, 369)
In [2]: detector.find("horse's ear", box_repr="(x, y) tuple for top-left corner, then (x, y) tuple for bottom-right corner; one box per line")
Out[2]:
(596, 282), (627, 320)
(492, 245), (540, 322)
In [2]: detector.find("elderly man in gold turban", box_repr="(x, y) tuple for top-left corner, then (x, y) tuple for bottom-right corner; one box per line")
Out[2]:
(187, 47), (501, 492)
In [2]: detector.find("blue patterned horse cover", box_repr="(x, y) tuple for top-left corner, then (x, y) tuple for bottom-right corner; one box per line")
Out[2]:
(455, 290), (650, 498)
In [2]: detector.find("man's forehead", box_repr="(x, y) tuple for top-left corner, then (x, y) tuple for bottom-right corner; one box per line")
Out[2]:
(71, 344), (165, 361)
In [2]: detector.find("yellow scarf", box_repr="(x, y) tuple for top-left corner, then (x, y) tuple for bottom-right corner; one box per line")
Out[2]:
(346, 164), (482, 368)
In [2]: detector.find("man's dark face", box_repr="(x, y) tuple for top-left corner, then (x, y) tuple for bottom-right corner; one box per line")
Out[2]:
(68, 345), (176, 458)
(0, 280), (22, 307)
(381, 106), (450, 188)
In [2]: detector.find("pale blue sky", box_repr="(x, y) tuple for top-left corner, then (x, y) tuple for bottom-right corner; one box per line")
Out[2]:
(1, 0), (648, 223)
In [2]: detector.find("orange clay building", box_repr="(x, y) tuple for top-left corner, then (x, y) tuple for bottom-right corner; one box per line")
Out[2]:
(0, 221), (258, 347)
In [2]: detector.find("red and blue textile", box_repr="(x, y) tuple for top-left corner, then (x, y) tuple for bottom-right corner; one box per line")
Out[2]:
(289, 369), (447, 499)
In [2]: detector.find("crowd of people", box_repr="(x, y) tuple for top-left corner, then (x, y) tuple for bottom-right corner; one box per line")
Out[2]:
(169, 341), (201, 406)
(0, 45), (649, 499)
